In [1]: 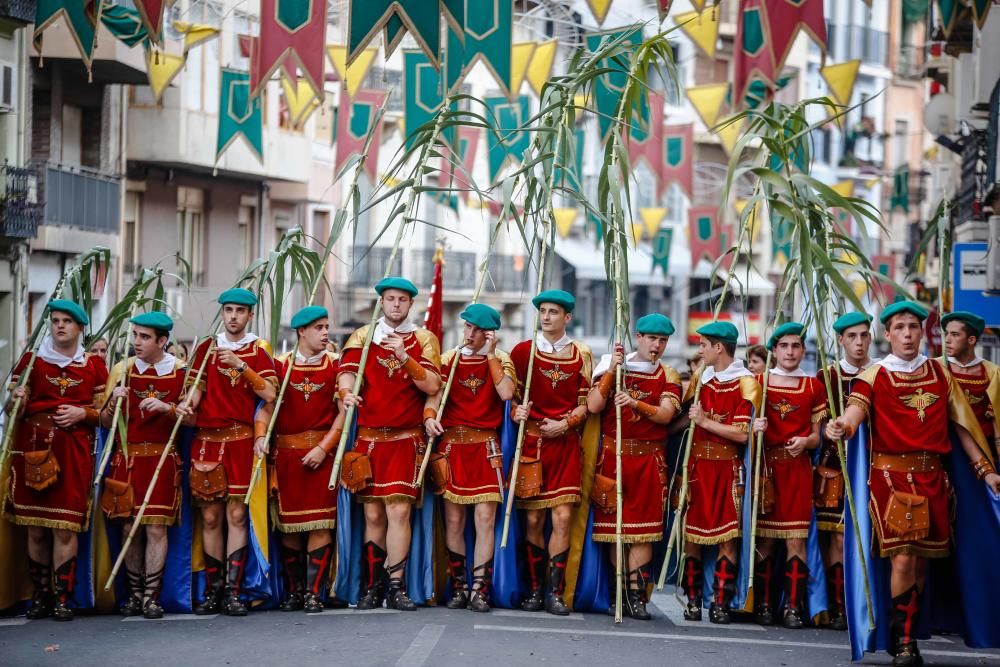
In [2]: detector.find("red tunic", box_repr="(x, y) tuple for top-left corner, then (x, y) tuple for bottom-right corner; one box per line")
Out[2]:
(104, 358), (185, 524)
(814, 363), (864, 532)
(270, 354), (339, 531)
(949, 362), (995, 441)
(5, 350), (107, 531)
(435, 350), (515, 504)
(511, 340), (592, 509)
(756, 374), (827, 539)
(593, 362), (682, 543)
(684, 374), (758, 545)
(338, 326), (441, 503)
(848, 359), (955, 557)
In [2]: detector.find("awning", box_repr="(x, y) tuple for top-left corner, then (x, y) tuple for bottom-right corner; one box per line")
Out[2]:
(554, 233), (689, 286)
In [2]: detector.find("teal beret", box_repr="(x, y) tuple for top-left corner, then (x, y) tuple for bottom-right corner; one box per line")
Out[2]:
(941, 310), (985, 337)
(832, 312), (873, 334)
(767, 321), (806, 351)
(218, 287), (258, 307)
(879, 300), (928, 325)
(696, 321), (739, 345)
(460, 303), (501, 330)
(47, 299), (89, 326)
(636, 313), (675, 336)
(290, 305), (328, 330)
(531, 289), (575, 313)
(130, 311), (174, 332)
(375, 276), (418, 297)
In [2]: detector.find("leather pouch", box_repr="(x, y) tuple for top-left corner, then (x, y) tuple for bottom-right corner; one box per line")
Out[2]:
(884, 490), (930, 540)
(428, 453), (450, 495)
(190, 461), (228, 501)
(24, 448), (60, 492)
(758, 476), (776, 515)
(513, 457), (542, 499)
(813, 465), (845, 509)
(340, 451), (373, 493)
(590, 473), (617, 514)
(101, 477), (135, 519)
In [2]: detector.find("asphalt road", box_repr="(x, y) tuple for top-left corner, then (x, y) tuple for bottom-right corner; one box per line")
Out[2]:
(2, 589), (998, 667)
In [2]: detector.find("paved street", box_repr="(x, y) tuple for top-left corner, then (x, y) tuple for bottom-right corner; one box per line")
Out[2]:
(3, 590), (998, 667)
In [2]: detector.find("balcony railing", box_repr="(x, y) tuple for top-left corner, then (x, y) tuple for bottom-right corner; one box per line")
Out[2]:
(411, 249), (478, 291)
(0, 0), (36, 24)
(33, 161), (121, 234)
(1, 162), (43, 238)
(347, 245), (403, 287)
(825, 25), (888, 66)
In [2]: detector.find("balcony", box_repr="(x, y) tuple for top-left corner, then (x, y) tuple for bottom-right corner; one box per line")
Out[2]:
(0, 162), (43, 239)
(347, 245), (403, 287)
(32, 17), (147, 84)
(34, 161), (121, 233)
(825, 25), (888, 67)
(0, 0), (35, 24)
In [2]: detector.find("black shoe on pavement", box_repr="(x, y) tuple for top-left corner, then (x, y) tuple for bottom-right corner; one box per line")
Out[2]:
(708, 603), (730, 625)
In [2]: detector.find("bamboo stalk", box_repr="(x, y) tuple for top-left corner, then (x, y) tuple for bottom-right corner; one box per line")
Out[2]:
(92, 311), (138, 487)
(611, 231), (626, 624)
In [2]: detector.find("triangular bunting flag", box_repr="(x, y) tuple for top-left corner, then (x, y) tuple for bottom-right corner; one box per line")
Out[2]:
(510, 43), (536, 98)
(765, 0), (826, 76)
(217, 68), (264, 165)
(871, 254), (895, 300)
(733, 0), (775, 105)
(971, 0), (993, 28)
(820, 60), (861, 106)
(349, 0), (441, 67)
(716, 116), (743, 156)
(587, 0), (614, 25)
(586, 26), (645, 141)
(101, 4), (151, 48)
(280, 77), (322, 129)
(444, 0), (515, 98)
(133, 0), (166, 45)
(253, 0), (326, 100)
(628, 92), (664, 190)
(527, 39), (558, 97)
(173, 21), (220, 54)
(439, 126), (481, 203)
(34, 0), (100, 70)
(734, 199), (763, 244)
(145, 50), (185, 104)
(327, 45), (378, 98)
(403, 49), (452, 151)
(651, 227), (672, 275)
(335, 88), (387, 184)
(675, 9), (719, 58)
(686, 83), (729, 129)
(771, 209), (794, 268)
(554, 208), (578, 238)
(640, 208), (667, 239)
(662, 124), (694, 199)
(632, 222), (645, 247)
(831, 180), (855, 198)
(657, 0), (675, 22)
(936, 0), (960, 37)
(485, 95), (531, 183)
(688, 206), (721, 266)
(441, 0), (464, 36)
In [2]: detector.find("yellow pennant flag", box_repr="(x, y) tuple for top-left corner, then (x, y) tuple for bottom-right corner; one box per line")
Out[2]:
(327, 45), (378, 99)
(820, 60), (861, 106)
(831, 180), (855, 198)
(675, 9), (719, 58)
(716, 116), (743, 156)
(172, 21), (219, 54)
(554, 208), (578, 238)
(639, 207), (667, 239)
(734, 199), (763, 244)
(686, 83), (729, 130)
(527, 39), (558, 97)
(510, 43), (537, 98)
(281, 76), (321, 129)
(631, 222), (645, 247)
(145, 50), (185, 103)
(586, 0), (614, 25)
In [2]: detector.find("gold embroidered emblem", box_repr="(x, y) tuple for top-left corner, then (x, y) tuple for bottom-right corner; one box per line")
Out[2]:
(705, 409), (729, 423)
(217, 365), (243, 387)
(899, 388), (940, 422)
(378, 355), (403, 378)
(540, 364), (572, 389)
(768, 398), (800, 420)
(291, 377), (324, 401)
(134, 384), (169, 401)
(47, 373), (82, 396)
(626, 386), (651, 402)
(963, 389), (984, 407)
(459, 374), (486, 395)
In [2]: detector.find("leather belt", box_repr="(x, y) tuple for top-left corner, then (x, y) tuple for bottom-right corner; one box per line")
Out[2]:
(606, 438), (662, 457)
(357, 426), (424, 442)
(691, 441), (740, 461)
(23, 412), (78, 431)
(872, 451), (941, 473)
(524, 419), (543, 437)
(124, 442), (168, 457)
(765, 446), (802, 462)
(441, 426), (498, 445)
(275, 430), (328, 450)
(196, 423), (253, 442)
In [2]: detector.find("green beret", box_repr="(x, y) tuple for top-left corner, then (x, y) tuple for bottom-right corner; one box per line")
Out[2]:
(375, 276), (418, 297)
(832, 312), (872, 334)
(879, 300), (928, 325)
(218, 287), (258, 307)
(290, 305), (328, 330)
(696, 321), (738, 345)
(531, 289), (575, 313)
(47, 299), (89, 326)
(941, 310), (985, 338)
(460, 303), (501, 330)
(636, 313), (675, 336)
(767, 321), (806, 351)
(130, 311), (174, 332)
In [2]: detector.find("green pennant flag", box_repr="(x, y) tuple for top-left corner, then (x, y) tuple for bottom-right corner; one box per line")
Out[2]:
(935, 0), (960, 35)
(585, 26), (645, 142)
(217, 68), (263, 164)
(34, 0), (99, 69)
(404, 50), (459, 151)
(651, 228), (672, 275)
(771, 211), (794, 268)
(586, 210), (605, 248)
(554, 127), (585, 192)
(485, 95), (530, 183)
(350, 1), (441, 67)
(891, 165), (910, 213)
(445, 0), (515, 98)
(101, 3), (152, 48)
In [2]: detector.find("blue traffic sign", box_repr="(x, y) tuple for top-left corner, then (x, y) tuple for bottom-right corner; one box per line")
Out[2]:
(952, 242), (999, 327)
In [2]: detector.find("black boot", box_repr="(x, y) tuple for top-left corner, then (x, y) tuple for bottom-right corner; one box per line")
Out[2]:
(781, 556), (808, 629)
(709, 556), (736, 625)
(142, 567), (165, 619)
(445, 549), (469, 610)
(278, 545), (305, 611)
(52, 557), (77, 622)
(194, 554), (224, 614)
(681, 556), (703, 621)
(385, 559), (417, 611)
(624, 562), (652, 621)
(890, 586), (923, 667)
(304, 543), (333, 613)
(520, 542), (546, 612)
(356, 541), (387, 610)
(222, 547), (249, 616)
(26, 558), (53, 620)
(545, 550), (571, 616)
(469, 559), (493, 613)
(121, 568), (145, 617)
(753, 556), (775, 625)
(827, 562), (847, 631)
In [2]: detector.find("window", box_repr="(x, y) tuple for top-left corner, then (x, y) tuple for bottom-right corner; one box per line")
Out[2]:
(893, 119), (909, 169)
(182, 1), (221, 113)
(238, 204), (255, 269)
(178, 187), (205, 286)
(123, 191), (141, 276)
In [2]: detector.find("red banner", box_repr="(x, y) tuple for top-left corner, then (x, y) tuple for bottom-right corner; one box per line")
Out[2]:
(627, 92), (664, 192)
(733, 0), (776, 104)
(765, 0), (826, 73)
(688, 206), (721, 267)
(423, 248), (444, 344)
(334, 88), (388, 184)
(662, 123), (694, 199)
(253, 0), (326, 99)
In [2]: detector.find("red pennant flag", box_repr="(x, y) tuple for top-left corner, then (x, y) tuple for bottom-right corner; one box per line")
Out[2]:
(134, 0), (167, 45)
(335, 88), (387, 184)
(627, 92), (664, 193)
(423, 247), (445, 345)
(253, 0), (326, 99)
(688, 206), (721, 267)
(733, 0), (776, 104)
(719, 222), (737, 271)
(871, 254), (895, 301)
(662, 123), (694, 199)
(765, 0), (826, 74)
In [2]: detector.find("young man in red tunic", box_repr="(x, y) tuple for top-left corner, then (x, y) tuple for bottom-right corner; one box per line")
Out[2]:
(681, 321), (760, 624)
(587, 313), (681, 620)
(815, 311), (876, 630)
(828, 301), (1000, 666)
(177, 288), (277, 616)
(100, 312), (185, 619)
(4, 300), (108, 621)
(256, 306), (344, 614)
(750, 322), (827, 629)
(338, 277), (441, 611)
(423, 303), (515, 613)
(511, 289), (591, 616)
(943, 311), (999, 461)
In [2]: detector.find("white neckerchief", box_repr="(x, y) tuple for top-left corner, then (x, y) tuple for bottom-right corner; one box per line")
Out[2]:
(878, 353), (928, 374)
(134, 353), (177, 377)
(947, 355), (984, 370)
(535, 332), (572, 354)
(593, 351), (657, 379)
(295, 350), (326, 365)
(702, 359), (753, 384)
(839, 357), (875, 375)
(372, 318), (418, 345)
(769, 366), (809, 378)
(216, 331), (258, 351)
(37, 335), (85, 369)
(460, 344), (490, 357)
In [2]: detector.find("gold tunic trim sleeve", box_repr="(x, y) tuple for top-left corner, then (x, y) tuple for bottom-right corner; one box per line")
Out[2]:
(495, 349), (517, 380)
(940, 359), (995, 465)
(413, 329), (442, 369)
(739, 375), (763, 412)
